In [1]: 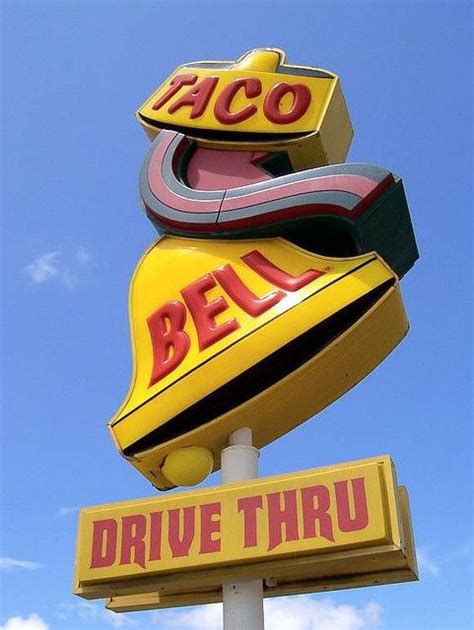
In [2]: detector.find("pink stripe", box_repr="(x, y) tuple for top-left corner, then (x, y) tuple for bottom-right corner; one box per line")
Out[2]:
(148, 132), (222, 214)
(221, 174), (377, 212)
(187, 148), (271, 190)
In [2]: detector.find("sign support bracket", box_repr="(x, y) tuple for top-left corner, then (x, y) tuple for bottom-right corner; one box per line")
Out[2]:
(221, 428), (265, 630)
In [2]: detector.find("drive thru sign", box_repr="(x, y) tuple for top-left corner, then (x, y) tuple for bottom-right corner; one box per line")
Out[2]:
(74, 456), (417, 603)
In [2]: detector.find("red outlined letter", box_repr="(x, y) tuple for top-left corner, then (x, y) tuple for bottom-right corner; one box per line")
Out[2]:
(267, 490), (299, 551)
(149, 511), (162, 562)
(182, 274), (239, 351)
(147, 300), (190, 387)
(264, 83), (311, 124)
(199, 502), (221, 554)
(238, 495), (263, 548)
(214, 78), (261, 124)
(120, 515), (147, 568)
(213, 264), (285, 317)
(168, 507), (195, 557)
(90, 519), (117, 568)
(334, 477), (369, 532)
(301, 485), (335, 542)
(168, 76), (219, 119)
(242, 250), (324, 291)
(152, 75), (198, 111)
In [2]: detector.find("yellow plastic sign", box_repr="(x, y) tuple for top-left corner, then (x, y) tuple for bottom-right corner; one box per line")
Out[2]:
(136, 48), (353, 169)
(108, 236), (408, 490)
(74, 456), (417, 601)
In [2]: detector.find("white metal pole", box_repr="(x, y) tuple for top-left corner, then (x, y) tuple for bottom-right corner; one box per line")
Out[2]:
(221, 428), (264, 630)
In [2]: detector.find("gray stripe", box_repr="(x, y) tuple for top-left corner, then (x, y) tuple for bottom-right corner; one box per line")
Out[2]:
(218, 191), (361, 223)
(141, 188), (219, 224)
(139, 129), (391, 228)
(303, 162), (390, 181)
(186, 62), (232, 70)
(275, 65), (333, 79)
(223, 162), (389, 200)
(185, 61), (333, 79)
(143, 131), (389, 205)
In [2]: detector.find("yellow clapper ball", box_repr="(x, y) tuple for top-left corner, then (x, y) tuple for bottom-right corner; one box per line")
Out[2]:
(161, 446), (214, 487)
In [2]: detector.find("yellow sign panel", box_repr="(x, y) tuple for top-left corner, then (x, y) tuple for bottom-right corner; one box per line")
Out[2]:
(138, 58), (332, 135)
(136, 48), (353, 169)
(107, 489), (416, 611)
(74, 456), (417, 601)
(109, 236), (407, 490)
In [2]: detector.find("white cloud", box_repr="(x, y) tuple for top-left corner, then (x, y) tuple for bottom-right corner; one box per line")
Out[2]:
(417, 546), (440, 577)
(77, 601), (137, 628)
(25, 251), (74, 289)
(25, 246), (92, 289)
(0, 558), (41, 570)
(263, 598), (382, 630)
(55, 506), (79, 517)
(155, 596), (383, 630)
(77, 246), (92, 264)
(156, 603), (221, 629)
(25, 251), (61, 283)
(0, 613), (49, 630)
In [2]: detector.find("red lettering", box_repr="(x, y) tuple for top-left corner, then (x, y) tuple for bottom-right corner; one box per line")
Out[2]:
(242, 250), (324, 291)
(147, 300), (190, 387)
(120, 515), (146, 568)
(199, 502), (221, 554)
(168, 76), (219, 119)
(335, 477), (369, 532)
(182, 274), (239, 351)
(152, 76), (312, 126)
(301, 485), (335, 542)
(149, 511), (162, 562)
(90, 519), (117, 569)
(264, 82), (311, 124)
(213, 264), (285, 317)
(214, 78), (261, 124)
(168, 507), (195, 557)
(238, 495), (263, 548)
(267, 490), (299, 551)
(152, 74), (198, 111)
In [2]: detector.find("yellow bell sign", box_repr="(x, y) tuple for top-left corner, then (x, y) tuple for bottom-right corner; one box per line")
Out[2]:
(74, 456), (417, 602)
(109, 236), (407, 490)
(113, 48), (418, 491)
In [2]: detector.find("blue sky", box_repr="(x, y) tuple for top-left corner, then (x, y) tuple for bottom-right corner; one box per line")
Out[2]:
(0, 1), (472, 629)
